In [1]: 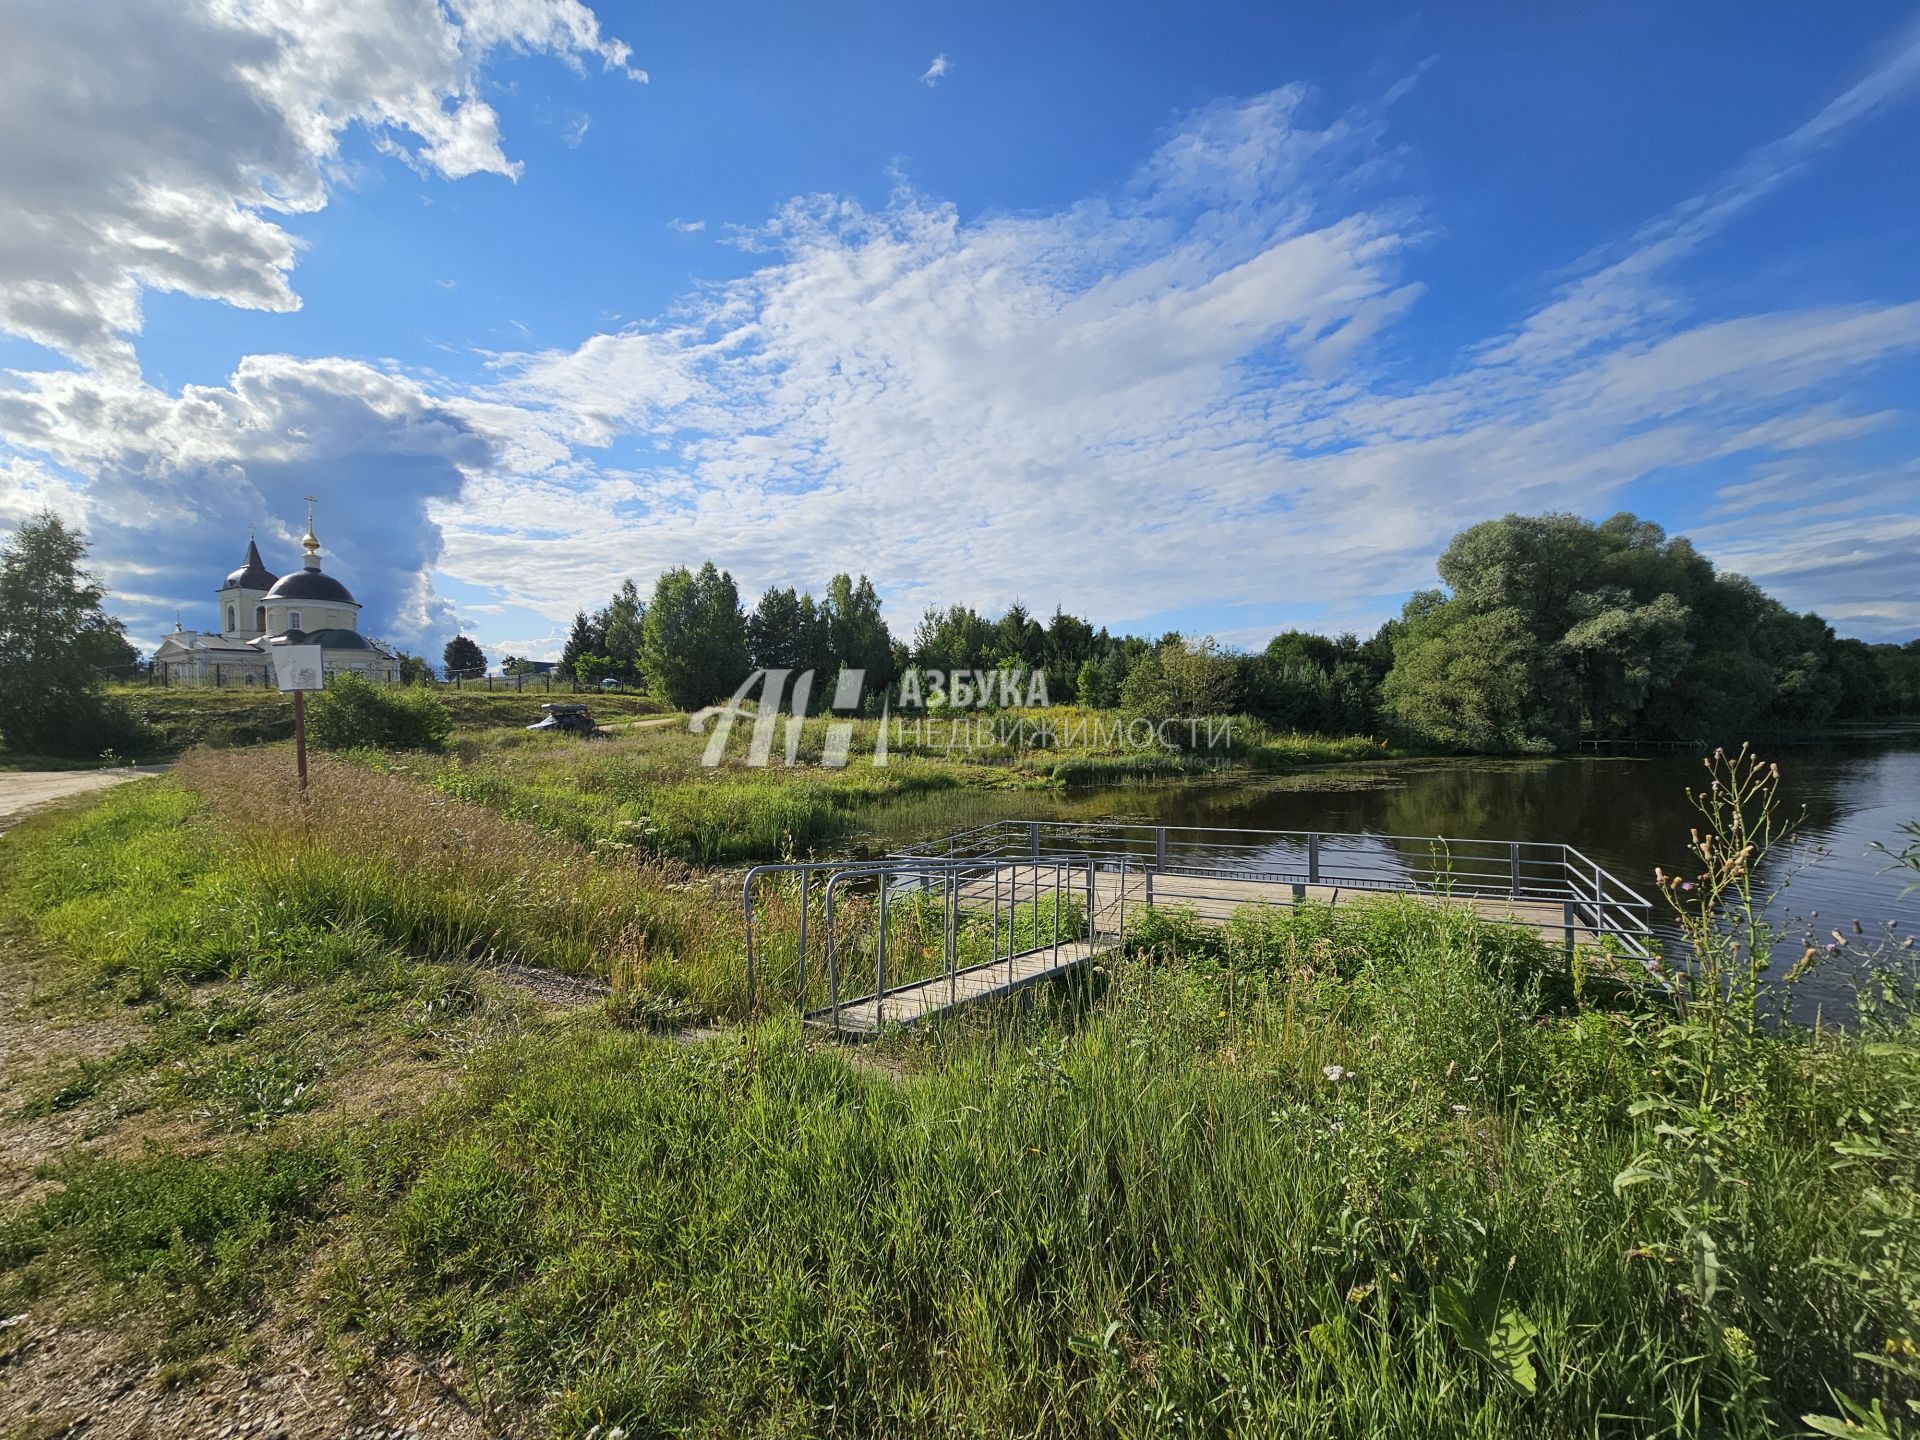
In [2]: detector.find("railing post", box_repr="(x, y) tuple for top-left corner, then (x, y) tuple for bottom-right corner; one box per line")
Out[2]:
(1009, 863), (1017, 988)
(795, 870), (807, 1012)
(946, 871), (958, 1007)
(826, 882), (840, 1029)
(876, 873), (889, 1028)
(1029, 821), (1040, 856)
(1510, 843), (1521, 899)
(1562, 900), (1576, 960)
(1053, 862), (1062, 963)
(1086, 861), (1096, 943)
(1308, 833), (1320, 887)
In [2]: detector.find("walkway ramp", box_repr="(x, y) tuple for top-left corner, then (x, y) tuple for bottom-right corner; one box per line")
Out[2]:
(742, 823), (1653, 1040)
(803, 937), (1111, 1035)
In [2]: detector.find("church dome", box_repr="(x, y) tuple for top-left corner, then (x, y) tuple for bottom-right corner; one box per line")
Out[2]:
(283, 627), (372, 649)
(223, 538), (278, 591)
(265, 568), (356, 604)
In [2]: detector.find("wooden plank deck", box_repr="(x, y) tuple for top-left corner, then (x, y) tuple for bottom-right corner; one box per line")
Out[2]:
(806, 866), (1612, 1037)
(803, 938), (1110, 1036)
(949, 869), (1606, 948)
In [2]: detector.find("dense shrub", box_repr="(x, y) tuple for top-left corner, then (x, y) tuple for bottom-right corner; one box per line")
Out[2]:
(305, 673), (452, 752)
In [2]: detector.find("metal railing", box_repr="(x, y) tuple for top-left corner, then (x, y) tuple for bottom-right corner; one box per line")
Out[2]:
(742, 853), (1136, 1022)
(891, 819), (1655, 959)
(741, 821), (1654, 1026)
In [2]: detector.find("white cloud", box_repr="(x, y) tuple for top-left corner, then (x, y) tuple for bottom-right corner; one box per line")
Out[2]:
(919, 54), (950, 87)
(0, 0), (640, 373)
(667, 218), (708, 233)
(445, 73), (1920, 642)
(5, 39), (1919, 662)
(0, 357), (492, 650)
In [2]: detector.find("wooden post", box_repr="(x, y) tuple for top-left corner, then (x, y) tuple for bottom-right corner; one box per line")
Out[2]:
(293, 688), (309, 796)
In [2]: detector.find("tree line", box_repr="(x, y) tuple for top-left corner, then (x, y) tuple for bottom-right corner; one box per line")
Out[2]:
(8, 504), (1897, 761)
(421, 509), (1915, 748)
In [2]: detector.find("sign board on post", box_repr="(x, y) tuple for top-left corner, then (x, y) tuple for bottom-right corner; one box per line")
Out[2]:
(272, 644), (325, 796)
(274, 645), (325, 693)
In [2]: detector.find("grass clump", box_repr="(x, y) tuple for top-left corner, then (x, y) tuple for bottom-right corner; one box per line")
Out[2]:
(316, 911), (1919, 1438)
(306, 672), (453, 751)
(0, 1142), (339, 1358)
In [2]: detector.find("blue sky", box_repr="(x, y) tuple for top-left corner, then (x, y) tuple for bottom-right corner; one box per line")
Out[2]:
(1, 2), (1916, 664)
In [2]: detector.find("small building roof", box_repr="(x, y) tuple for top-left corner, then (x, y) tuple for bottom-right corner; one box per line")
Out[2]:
(222, 538), (278, 591)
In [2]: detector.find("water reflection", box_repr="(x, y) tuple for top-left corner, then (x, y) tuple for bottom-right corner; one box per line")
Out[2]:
(855, 745), (1920, 1015)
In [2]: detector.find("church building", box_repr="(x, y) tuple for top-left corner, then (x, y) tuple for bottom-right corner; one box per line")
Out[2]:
(152, 506), (402, 685)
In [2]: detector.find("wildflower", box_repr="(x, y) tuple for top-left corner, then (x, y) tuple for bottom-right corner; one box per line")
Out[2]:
(1322, 1064), (1348, 1083)
(1681, 881), (1694, 892)
(1346, 1281), (1376, 1304)
(1722, 1327), (1754, 1368)
(1451, 1104), (1469, 1115)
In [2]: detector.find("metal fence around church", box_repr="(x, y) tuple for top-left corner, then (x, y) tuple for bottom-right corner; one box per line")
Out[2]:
(102, 663), (604, 693)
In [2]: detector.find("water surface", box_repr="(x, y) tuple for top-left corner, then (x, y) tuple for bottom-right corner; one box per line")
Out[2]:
(854, 745), (1920, 1017)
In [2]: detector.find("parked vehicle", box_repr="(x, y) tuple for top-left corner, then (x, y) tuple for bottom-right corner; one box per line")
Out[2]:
(527, 702), (596, 735)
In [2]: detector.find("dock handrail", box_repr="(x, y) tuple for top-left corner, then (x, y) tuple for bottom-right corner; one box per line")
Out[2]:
(743, 821), (1656, 1025)
(889, 820), (1655, 959)
(743, 853), (1129, 1021)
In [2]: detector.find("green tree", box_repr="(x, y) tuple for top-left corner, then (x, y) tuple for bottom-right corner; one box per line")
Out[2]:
(912, 604), (993, 671)
(640, 562), (748, 709)
(1381, 604), (1556, 752)
(822, 574), (897, 700)
(558, 610), (600, 677)
(601, 579), (646, 684)
(394, 652), (434, 685)
(1560, 592), (1694, 735)
(442, 635), (486, 680)
(1119, 635), (1237, 716)
(0, 512), (147, 755)
(748, 585), (805, 669)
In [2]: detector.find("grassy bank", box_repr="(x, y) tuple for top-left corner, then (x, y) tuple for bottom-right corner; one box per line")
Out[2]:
(386, 705), (1397, 865)
(98, 683), (669, 754)
(0, 754), (1915, 1436)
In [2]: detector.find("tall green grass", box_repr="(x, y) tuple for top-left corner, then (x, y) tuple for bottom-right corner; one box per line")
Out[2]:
(3, 750), (1915, 1437)
(308, 897), (1920, 1436)
(0, 754), (751, 1014)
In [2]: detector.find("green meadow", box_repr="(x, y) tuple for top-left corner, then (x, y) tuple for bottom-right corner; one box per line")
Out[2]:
(0, 722), (1914, 1438)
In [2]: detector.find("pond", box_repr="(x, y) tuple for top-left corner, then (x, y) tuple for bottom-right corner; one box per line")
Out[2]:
(852, 743), (1920, 1019)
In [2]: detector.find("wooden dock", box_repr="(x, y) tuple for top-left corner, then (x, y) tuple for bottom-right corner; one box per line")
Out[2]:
(951, 869), (1611, 949)
(803, 937), (1110, 1036)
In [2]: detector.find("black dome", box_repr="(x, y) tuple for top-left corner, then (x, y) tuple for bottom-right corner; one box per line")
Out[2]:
(265, 568), (356, 604)
(222, 539), (278, 591)
(280, 627), (373, 650)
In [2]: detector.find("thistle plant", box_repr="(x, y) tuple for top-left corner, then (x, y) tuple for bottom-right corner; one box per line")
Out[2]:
(1653, 743), (1800, 1040)
(1617, 747), (1801, 1357)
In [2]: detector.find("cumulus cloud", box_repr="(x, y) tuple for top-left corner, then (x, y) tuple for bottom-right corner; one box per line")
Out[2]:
(0, 357), (493, 650)
(919, 54), (950, 87)
(5, 32), (1919, 663)
(443, 76), (1920, 642)
(0, 0), (640, 373)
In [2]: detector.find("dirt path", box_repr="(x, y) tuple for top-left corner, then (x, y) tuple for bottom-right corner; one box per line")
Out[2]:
(0, 767), (168, 832)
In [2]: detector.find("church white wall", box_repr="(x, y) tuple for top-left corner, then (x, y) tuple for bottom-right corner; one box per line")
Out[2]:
(218, 586), (271, 639)
(264, 601), (358, 635)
